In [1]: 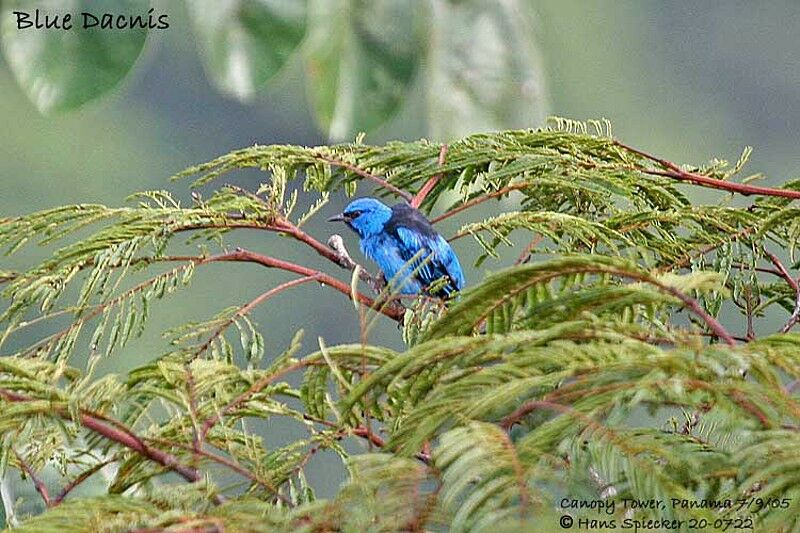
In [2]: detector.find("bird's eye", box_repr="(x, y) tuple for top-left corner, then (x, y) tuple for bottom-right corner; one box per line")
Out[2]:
(347, 210), (362, 219)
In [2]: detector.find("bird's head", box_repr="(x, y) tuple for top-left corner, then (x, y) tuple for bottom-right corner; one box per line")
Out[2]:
(328, 197), (392, 238)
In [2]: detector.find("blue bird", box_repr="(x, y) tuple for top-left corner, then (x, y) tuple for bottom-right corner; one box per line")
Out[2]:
(328, 198), (465, 297)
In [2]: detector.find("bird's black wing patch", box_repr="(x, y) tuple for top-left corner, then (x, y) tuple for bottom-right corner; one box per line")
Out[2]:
(385, 203), (439, 240)
(386, 203), (458, 296)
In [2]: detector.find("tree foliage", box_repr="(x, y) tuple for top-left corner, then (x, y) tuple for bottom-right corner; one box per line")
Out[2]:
(1, 118), (800, 531)
(0, 0), (546, 140)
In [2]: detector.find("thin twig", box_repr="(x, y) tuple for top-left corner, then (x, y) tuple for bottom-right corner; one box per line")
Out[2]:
(500, 400), (595, 431)
(0, 388), (224, 505)
(145, 437), (289, 506)
(177, 208), (395, 306)
(222, 183), (274, 210)
(744, 286), (756, 341)
(653, 279), (736, 346)
(16, 262), (194, 357)
(763, 250), (798, 293)
(732, 264), (783, 277)
(185, 365), (203, 460)
(314, 152), (412, 201)
(431, 183), (527, 224)
(199, 360), (310, 440)
(209, 248), (404, 321)
(192, 275), (321, 359)
(615, 140), (800, 200)
(658, 226), (756, 274)
(53, 458), (115, 505)
(182, 210), (385, 300)
(217, 207), (392, 300)
(272, 218), (359, 266)
(5, 197), (405, 355)
(140, 248), (401, 321)
(471, 266), (736, 346)
(781, 295), (800, 333)
(302, 414), (432, 465)
(545, 376), (788, 429)
(411, 144), (448, 208)
(356, 290), (374, 454)
(514, 234), (544, 265)
(497, 429), (530, 517)
(352, 426), (431, 464)
(12, 248), (403, 358)
(14, 450), (51, 507)
(764, 249), (800, 333)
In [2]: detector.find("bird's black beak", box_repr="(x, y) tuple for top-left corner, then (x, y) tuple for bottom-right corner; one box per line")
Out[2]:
(328, 213), (346, 222)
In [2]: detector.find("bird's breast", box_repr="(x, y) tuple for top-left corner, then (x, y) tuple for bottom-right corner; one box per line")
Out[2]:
(361, 233), (399, 261)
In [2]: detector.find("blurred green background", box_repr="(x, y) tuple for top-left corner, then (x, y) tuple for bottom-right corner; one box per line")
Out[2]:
(2, 0), (800, 520)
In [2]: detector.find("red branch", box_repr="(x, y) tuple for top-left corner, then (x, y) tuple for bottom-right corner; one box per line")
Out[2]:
(764, 250), (800, 333)
(14, 450), (52, 507)
(431, 140), (800, 228)
(202, 248), (403, 321)
(274, 219), (383, 287)
(13, 244), (402, 358)
(178, 215), (402, 319)
(499, 399), (607, 434)
(192, 275), (321, 359)
(431, 183), (528, 224)
(657, 226), (756, 274)
(514, 235), (544, 265)
(616, 141), (800, 200)
(411, 144), (448, 209)
(314, 152), (413, 201)
(53, 459), (114, 505)
(352, 426), (431, 464)
(273, 219), (351, 266)
(651, 279), (736, 346)
(145, 436), (289, 505)
(185, 365), (202, 457)
(200, 360), (310, 440)
(0, 388), (224, 504)
(764, 251), (800, 294)
(471, 266), (736, 346)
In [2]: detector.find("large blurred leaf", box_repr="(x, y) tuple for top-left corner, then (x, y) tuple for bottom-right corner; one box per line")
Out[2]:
(0, 0), (149, 114)
(304, 0), (421, 140)
(427, 0), (548, 140)
(187, 0), (307, 100)
(0, 482), (5, 528)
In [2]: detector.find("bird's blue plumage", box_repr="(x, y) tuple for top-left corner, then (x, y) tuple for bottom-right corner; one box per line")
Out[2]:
(330, 198), (465, 296)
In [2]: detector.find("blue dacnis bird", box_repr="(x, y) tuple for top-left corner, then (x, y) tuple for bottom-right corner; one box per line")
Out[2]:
(328, 198), (465, 297)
